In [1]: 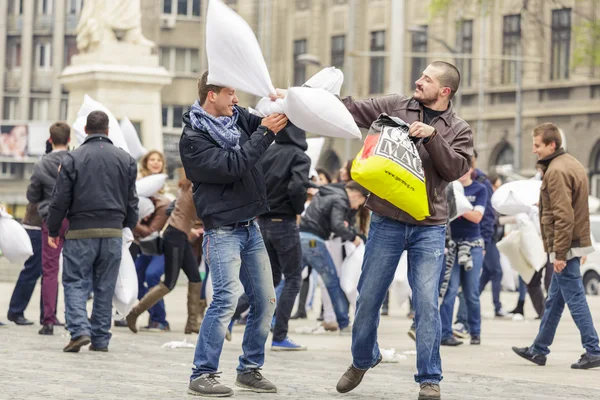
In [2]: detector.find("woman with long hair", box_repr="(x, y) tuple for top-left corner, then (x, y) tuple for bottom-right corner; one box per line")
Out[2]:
(127, 169), (204, 334)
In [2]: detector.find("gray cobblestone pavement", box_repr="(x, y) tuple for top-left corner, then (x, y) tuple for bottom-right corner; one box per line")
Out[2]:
(1, 283), (599, 399)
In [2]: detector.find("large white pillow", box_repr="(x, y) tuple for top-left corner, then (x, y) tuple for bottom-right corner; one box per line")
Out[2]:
(136, 174), (168, 198)
(120, 117), (148, 161)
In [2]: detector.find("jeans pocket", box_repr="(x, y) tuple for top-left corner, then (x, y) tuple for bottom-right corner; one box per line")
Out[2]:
(370, 212), (385, 224)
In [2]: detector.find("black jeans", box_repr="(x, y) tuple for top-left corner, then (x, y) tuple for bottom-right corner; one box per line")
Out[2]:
(162, 225), (201, 290)
(259, 218), (303, 342)
(8, 229), (43, 320)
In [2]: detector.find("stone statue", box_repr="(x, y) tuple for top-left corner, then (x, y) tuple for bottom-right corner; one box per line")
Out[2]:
(76, 0), (155, 53)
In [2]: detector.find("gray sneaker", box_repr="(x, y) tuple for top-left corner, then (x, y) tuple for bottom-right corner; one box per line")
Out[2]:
(188, 373), (234, 397)
(419, 383), (441, 399)
(235, 369), (277, 393)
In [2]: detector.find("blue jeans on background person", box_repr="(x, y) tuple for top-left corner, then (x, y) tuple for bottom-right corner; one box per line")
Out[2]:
(351, 213), (446, 384)
(63, 237), (122, 349)
(299, 232), (350, 330)
(518, 276), (527, 301)
(8, 229), (43, 321)
(530, 257), (600, 357)
(440, 245), (484, 340)
(479, 240), (503, 313)
(135, 254), (168, 325)
(191, 222), (276, 379)
(455, 291), (468, 328)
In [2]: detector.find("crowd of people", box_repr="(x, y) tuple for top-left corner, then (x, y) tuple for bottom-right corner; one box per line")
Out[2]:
(2, 60), (600, 400)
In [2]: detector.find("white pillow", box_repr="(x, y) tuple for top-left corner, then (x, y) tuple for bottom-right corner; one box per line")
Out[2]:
(138, 197), (156, 221)
(72, 95), (130, 152)
(303, 67), (344, 96)
(492, 180), (542, 216)
(120, 117), (148, 161)
(451, 181), (473, 221)
(206, 0), (275, 97)
(517, 214), (546, 271)
(0, 210), (33, 264)
(136, 174), (167, 198)
(497, 230), (536, 283)
(283, 87), (361, 139)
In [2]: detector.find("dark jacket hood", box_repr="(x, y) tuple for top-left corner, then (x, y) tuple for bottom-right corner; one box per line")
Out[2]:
(274, 123), (308, 151)
(318, 182), (348, 200)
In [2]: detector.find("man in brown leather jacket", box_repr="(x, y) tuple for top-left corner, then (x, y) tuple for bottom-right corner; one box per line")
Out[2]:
(335, 61), (473, 400)
(513, 122), (600, 370)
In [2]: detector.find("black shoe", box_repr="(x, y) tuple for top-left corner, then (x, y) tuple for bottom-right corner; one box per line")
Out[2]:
(38, 324), (54, 335)
(336, 353), (383, 393)
(89, 344), (109, 352)
(290, 311), (307, 320)
(470, 336), (481, 345)
(441, 337), (463, 346)
(114, 319), (128, 327)
(63, 335), (92, 353)
(571, 353), (600, 369)
(512, 346), (547, 366)
(235, 369), (277, 393)
(8, 315), (33, 326)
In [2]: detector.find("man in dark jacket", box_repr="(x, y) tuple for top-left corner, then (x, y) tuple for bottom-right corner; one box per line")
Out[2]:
(333, 61), (472, 399)
(47, 111), (138, 353)
(180, 71), (287, 397)
(259, 123), (311, 351)
(26, 122), (71, 335)
(299, 181), (367, 334)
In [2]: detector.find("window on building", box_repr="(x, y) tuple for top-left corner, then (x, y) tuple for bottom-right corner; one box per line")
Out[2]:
(163, 0), (173, 14)
(293, 39), (308, 87)
(67, 0), (83, 15)
(36, 42), (52, 69)
(190, 49), (200, 73)
(502, 14), (521, 84)
(411, 26), (428, 88)
(369, 30), (386, 94)
(159, 47), (171, 70)
(3, 97), (19, 120)
(173, 106), (184, 128)
(30, 98), (50, 121)
(551, 8), (571, 80)
(162, 105), (189, 130)
(0, 162), (24, 180)
(64, 38), (78, 66)
(7, 41), (21, 69)
(162, 106), (169, 127)
(9, 0), (24, 15)
(161, 47), (200, 75)
(37, 0), (53, 15)
(176, 0), (201, 17)
(60, 98), (68, 120)
(296, 0), (310, 10)
(175, 48), (187, 72)
(456, 20), (473, 87)
(331, 35), (345, 70)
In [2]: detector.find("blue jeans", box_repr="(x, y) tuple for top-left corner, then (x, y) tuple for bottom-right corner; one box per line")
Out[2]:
(8, 229), (44, 321)
(479, 240), (503, 312)
(63, 237), (121, 348)
(440, 245), (484, 339)
(518, 276), (527, 301)
(135, 254), (167, 325)
(299, 232), (350, 330)
(531, 257), (600, 357)
(8, 229), (43, 320)
(351, 213), (446, 384)
(455, 291), (468, 327)
(259, 218), (303, 342)
(191, 222), (276, 378)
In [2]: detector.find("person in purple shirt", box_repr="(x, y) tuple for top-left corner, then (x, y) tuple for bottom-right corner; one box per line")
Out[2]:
(439, 157), (488, 346)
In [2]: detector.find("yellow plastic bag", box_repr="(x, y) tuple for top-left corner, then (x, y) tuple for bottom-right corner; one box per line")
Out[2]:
(351, 114), (429, 220)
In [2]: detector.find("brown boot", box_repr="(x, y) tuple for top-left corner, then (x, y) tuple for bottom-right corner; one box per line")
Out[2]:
(126, 283), (170, 333)
(185, 282), (203, 334)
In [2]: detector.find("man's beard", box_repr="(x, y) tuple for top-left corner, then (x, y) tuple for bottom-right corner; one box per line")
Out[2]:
(414, 90), (438, 107)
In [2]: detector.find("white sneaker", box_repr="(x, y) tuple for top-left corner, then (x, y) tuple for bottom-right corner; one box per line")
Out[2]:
(452, 322), (469, 338)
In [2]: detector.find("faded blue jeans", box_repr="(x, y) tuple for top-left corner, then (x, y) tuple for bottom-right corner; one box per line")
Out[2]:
(191, 221), (276, 378)
(531, 257), (600, 357)
(300, 232), (350, 330)
(440, 245), (484, 339)
(62, 237), (121, 349)
(135, 254), (167, 325)
(351, 213), (446, 384)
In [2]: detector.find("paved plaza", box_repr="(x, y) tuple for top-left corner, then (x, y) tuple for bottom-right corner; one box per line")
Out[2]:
(1, 282), (599, 400)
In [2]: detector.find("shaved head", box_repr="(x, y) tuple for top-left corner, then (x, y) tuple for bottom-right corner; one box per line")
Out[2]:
(429, 61), (461, 100)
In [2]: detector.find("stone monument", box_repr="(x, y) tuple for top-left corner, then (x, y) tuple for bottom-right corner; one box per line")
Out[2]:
(60, 0), (172, 150)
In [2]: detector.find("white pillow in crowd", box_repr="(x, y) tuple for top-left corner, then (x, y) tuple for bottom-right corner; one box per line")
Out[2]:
(72, 95), (130, 153)
(138, 197), (156, 221)
(113, 229), (138, 315)
(283, 87), (361, 140)
(0, 209), (33, 265)
(206, 0), (275, 98)
(136, 174), (167, 198)
(306, 138), (325, 170)
(497, 230), (536, 283)
(492, 180), (542, 216)
(340, 243), (364, 298)
(253, 97), (284, 118)
(451, 181), (473, 221)
(120, 117), (148, 161)
(516, 213), (546, 271)
(303, 67), (344, 96)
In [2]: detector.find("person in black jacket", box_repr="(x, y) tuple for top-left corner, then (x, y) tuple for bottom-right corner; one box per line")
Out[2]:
(180, 71), (287, 398)
(258, 123), (310, 351)
(299, 181), (368, 334)
(46, 111), (138, 353)
(26, 122), (71, 335)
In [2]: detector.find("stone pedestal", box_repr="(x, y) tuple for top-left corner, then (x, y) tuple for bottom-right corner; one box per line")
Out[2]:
(60, 42), (172, 150)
